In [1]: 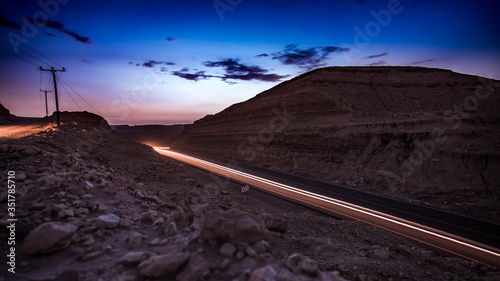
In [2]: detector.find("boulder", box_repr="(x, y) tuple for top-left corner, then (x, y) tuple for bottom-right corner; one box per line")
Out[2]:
(67, 185), (85, 196)
(220, 243), (237, 257)
(118, 251), (151, 265)
(22, 222), (77, 255)
(200, 209), (265, 244)
(285, 253), (319, 277)
(95, 214), (120, 228)
(249, 265), (278, 281)
(138, 252), (190, 278)
(176, 254), (209, 281)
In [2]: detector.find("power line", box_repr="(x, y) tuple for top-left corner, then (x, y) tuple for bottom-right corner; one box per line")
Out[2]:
(0, 37), (51, 67)
(59, 78), (102, 115)
(0, 29), (64, 68)
(0, 43), (39, 68)
(58, 77), (82, 110)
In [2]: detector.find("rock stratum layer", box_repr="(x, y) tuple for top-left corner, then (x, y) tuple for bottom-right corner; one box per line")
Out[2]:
(173, 67), (500, 221)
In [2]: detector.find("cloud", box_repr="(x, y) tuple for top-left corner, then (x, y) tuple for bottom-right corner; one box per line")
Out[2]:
(137, 60), (176, 68)
(165, 37), (177, 42)
(27, 18), (93, 44)
(0, 14), (20, 30)
(410, 59), (435, 65)
(256, 53), (269, 58)
(81, 59), (91, 63)
(44, 32), (57, 38)
(172, 58), (289, 83)
(365, 52), (388, 59)
(367, 60), (388, 66)
(203, 58), (289, 82)
(271, 44), (349, 70)
(171, 68), (210, 81)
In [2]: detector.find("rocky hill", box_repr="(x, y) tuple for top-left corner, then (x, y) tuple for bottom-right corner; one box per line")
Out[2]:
(172, 66), (500, 222)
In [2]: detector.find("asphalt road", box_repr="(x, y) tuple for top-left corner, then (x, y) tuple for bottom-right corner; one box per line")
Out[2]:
(154, 148), (500, 267)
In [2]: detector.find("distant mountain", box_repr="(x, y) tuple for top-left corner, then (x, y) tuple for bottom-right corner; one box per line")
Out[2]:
(172, 66), (500, 222)
(112, 124), (184, 147)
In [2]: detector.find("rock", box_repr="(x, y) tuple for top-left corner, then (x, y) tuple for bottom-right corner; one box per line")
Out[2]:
(81, 194), (93, 199)
(236, 250), (245, 259)
(81, 250), (102, 261)
(95, 214), (120, 228)
(241, 256), (257, 269)
(220, 243), (237, 257)
(141, 210), (157, 222)
(67, 185), (85, 196)
(23, 222), (77, 255)
(127, 231), (144, 248)
(176, 254), (209, 281)
(57, 208), (75, 219)
(265, 216), (289, 233)
(245, 246), (257, 257)
(201, 209), (265, 244)
(85, 181), (94, 188)
(320, 271), (348, 281)
(214, 257), (231, 270)
(371, 249), (390, 260)
(135, 190), (145, 199)
(165, 221), (178, 236)
(249, 265), (277, 281)
(22, 146), (39, 156)
(285, 253), (319, 277)
(191, 204), (210, 218)
(397, 245), (412, 256)
(138, 252), (190, 278)
(118, 251), (151, 265)
(170, 205), (194, 228)
(252, 241), (266, 254)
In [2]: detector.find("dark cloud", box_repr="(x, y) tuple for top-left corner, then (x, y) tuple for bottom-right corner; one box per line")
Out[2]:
(0, 14), (20, 30)
(165, 37), (177, 42)
(172, 58), (289, 83)
(256, 53), (269, 58)
(355, 0), (365, 4)
(139, 60), (176, 68)
(365, 52), (388, 59)
(272, 44), (349, 70)
(410, 59), (435, 65)
(367, 60), (388, 66)
(44, 32), (57, 38)
(203, 58), (289, 82)
(81, 59), (91, 63)
(27, 18), (93, 44)
(171, 68), (210, 81)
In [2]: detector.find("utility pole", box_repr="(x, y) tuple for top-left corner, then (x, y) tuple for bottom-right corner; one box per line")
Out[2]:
(40, 89), (52, 117)
(39, 66), (65, 125)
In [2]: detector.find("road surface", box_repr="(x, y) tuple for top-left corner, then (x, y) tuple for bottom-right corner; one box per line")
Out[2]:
(154, 148), (500, 267)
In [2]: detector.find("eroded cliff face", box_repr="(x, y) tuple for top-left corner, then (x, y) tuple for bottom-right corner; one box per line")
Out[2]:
(173, 67), (500, 221)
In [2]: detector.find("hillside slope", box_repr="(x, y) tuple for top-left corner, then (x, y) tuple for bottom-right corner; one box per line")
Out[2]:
(173, 66), (500, 222)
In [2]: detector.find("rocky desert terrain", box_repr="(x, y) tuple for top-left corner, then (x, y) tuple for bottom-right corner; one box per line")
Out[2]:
(1, 104), (499, 280)
(173, 66), (500, 223)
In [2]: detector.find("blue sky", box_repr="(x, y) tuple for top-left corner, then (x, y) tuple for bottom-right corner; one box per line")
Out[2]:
(0, 0), (499, 125)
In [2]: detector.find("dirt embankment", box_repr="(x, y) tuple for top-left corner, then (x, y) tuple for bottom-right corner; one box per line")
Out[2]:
(1, 109), (499, 280)
(173, 66), (500, 223)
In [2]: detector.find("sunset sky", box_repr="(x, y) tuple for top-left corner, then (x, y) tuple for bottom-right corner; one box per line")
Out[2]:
(1, 0), (499, 125)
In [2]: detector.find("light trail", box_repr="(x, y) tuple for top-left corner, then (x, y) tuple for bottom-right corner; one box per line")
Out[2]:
(155, 147), (500, 267)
